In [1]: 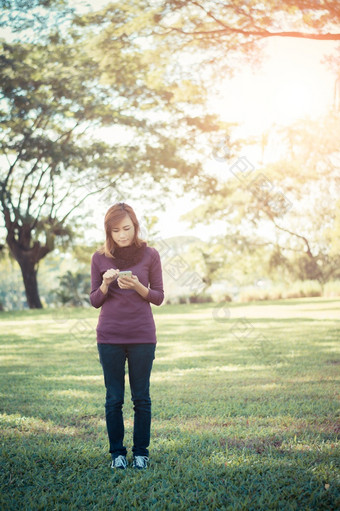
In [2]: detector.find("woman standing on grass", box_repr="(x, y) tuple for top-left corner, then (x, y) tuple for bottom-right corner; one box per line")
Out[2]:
(90, 203), (164, 470)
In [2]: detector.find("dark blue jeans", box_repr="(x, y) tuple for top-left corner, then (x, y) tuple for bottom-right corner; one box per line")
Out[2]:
(97, 343), (156, 458)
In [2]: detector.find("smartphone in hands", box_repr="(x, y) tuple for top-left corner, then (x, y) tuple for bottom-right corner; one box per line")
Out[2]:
(118, 271), (132, 278)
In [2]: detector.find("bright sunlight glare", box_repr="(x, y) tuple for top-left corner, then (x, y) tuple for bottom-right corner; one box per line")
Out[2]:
(79, 28), (338, 242)
(209, 38), (338, 135)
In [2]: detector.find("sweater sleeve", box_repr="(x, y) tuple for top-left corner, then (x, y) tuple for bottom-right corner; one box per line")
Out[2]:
(146, 248), (164, 306)
(90, 253), (107, 309)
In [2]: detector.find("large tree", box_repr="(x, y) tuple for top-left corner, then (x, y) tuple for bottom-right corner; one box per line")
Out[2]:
(0, 1), (221, 308)
(3, 0), (339, 308)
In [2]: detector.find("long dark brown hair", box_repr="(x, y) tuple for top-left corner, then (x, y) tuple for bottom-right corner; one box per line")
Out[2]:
(98, 203), (145, 258)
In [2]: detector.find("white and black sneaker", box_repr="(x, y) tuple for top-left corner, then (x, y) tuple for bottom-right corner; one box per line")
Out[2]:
(133, 455), (149, 470)
(111, 455), (127, 470)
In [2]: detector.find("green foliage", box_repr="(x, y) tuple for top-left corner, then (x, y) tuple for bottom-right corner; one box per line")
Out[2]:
(0, 2), (223, 307)
(3, 0), (339, 310)
(0, 0), (72, 38)
(0, 300), (339, 509)
(54, 270), (91, 307)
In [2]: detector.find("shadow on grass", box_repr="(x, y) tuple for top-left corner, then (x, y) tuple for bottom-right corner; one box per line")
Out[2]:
(1, 421), (339, 511)
(1, 303), (339, 509)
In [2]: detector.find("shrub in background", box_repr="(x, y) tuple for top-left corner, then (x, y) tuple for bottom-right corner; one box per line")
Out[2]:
(53, 271), (91, 307)
(323, 280), (340, 297)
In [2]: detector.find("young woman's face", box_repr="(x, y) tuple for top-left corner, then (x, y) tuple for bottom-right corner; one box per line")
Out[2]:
(111, 214), (135, 247)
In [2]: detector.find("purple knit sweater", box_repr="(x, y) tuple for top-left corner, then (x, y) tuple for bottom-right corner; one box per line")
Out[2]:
(90, 246), (164, 344)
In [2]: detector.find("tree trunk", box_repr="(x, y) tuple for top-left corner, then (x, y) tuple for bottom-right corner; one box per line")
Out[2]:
(4, 215), (52, 309)
(18, 258), (43, 309)
(4, 216), (52, 309)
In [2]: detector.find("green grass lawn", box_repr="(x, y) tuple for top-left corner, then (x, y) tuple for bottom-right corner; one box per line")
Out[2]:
(0, 298), (339, 510)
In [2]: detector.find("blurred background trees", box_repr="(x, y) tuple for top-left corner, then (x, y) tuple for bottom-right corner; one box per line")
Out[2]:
(0, 0), (221, 307)
(1, 0), (339, 308)
(182, 112), (340, 288)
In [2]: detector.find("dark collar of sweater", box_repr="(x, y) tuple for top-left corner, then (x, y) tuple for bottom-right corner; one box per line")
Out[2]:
(112, 242), (147, 270)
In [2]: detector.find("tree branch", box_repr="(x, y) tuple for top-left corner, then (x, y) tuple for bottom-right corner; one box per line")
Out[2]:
(18, 157), (44, 210)
(32, 192), (51, 231)
(26, 165), (51, 217)
(50, 168), (56, 219)
(272, 221), (315, 257)
(60, 180), (121, 224)
(163, 25), (340, 41)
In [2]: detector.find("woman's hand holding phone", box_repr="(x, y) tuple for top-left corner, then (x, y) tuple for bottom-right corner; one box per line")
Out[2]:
(102, 268), (120, 286)
(117, 272), (139, 290)
(100, 269), (144, 295)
